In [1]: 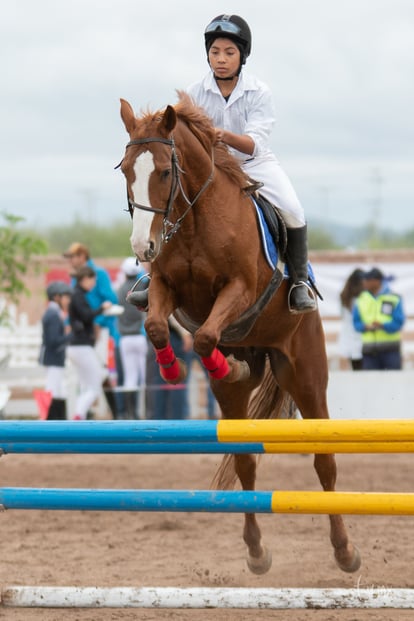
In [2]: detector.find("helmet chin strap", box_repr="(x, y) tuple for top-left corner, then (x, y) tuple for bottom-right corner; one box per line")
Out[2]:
(213, 65), (241, 82)
(214, 74), (237, 81)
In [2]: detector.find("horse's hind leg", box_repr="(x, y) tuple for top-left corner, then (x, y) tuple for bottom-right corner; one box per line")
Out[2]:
(234, 453), (272, 575)
(212, 350), (272, 575)
(271, 346), (361, 573)
(314, 453), (361, 573)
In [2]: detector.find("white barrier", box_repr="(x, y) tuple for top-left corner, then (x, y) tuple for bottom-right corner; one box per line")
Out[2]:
(1, 586), (414, 609)
(328, 370), (414, 419)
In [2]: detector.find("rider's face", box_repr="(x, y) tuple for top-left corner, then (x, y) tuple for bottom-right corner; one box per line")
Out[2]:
(208, 38), (240, 79)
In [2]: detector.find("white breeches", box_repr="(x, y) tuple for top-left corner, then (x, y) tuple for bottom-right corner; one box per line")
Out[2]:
(119, 335), (148, 389)
(243, 156), (305, 228)
(67, 345), (106, 419)
(45, 366), (66, 399)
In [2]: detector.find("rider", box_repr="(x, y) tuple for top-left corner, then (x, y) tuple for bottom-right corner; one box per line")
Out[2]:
(186, 14), (316, 314)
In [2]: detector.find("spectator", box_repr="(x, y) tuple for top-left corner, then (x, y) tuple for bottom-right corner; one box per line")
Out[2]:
(148, 316), (192, 420)
(188, 352), (218, 419)
(337, 268), (364, 370)
(67, 266), (113, 420)
(353, 267), (405, 370)
(117, 257), (149, 419)
(39, 280), (72, 420)
(63, 242), (122, 415)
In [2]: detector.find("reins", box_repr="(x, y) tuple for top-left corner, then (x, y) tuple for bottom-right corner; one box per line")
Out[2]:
(118, 135), (215, 243)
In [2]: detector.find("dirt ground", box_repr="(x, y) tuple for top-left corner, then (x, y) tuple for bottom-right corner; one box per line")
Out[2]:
(0, 447), (413, 621)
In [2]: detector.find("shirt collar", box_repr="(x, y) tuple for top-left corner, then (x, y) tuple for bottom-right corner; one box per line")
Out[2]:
(204, 70), (258, 101)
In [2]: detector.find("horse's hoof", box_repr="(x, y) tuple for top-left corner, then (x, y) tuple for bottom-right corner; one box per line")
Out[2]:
(223, 355), (250, 383)
(334, 544), (361, 573)
(161, 359), (187, 385)
(246, 546), (272, 575)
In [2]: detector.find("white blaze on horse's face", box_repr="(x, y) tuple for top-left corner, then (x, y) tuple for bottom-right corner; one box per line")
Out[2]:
(129, 151), (157, 262)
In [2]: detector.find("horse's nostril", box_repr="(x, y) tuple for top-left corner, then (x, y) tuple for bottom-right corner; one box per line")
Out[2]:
(144, 241), (155, 261)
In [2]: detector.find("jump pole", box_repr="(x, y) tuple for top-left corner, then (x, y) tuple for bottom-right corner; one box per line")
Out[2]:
(2, 586), (414, 609)
(1, 488), (414, 515)
(2, 419), (414, 444)
(3, 440), (414, 454)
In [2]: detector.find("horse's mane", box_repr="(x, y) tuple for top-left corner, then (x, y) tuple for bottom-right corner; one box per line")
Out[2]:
(174, 91), (249, 190)
(135, 92), (250, 189)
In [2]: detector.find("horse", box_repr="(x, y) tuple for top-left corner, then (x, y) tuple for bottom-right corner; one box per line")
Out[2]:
(117, 91), (361, 575)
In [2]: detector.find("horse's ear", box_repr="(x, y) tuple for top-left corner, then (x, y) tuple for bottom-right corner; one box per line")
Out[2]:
(160, 105), (177, 135)
(120, 98), (137, 134)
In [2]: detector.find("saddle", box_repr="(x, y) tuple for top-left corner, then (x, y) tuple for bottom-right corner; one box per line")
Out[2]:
(254, 193), (287, 259)
(245, 185), (322, 301)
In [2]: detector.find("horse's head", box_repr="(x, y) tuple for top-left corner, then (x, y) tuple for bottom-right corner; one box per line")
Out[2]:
(119, 99), (178, 262)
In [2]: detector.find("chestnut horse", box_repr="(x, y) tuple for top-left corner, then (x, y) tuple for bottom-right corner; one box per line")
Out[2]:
(118, 92), (361, 575)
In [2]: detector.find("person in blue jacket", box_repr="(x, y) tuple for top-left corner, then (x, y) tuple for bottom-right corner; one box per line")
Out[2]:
(63, 242), (121, 416)
(353, 267), (405, 370)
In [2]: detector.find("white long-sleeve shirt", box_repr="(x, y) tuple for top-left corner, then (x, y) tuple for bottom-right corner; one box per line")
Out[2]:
(187, 70), (276, 161)
(187, 70), (305, 227)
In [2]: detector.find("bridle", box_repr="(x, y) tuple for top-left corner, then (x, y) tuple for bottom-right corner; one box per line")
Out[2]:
(117, 136), (214, 243)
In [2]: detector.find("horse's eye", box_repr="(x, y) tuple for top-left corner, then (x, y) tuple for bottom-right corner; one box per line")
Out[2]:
(161, 169), (171, 180)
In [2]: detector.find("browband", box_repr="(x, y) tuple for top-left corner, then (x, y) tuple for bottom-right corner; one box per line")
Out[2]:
(126, 137), (174, 148)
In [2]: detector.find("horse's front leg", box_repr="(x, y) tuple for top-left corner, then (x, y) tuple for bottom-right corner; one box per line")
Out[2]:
(144, 280), (187, 385)
(193, 280), (252, 383)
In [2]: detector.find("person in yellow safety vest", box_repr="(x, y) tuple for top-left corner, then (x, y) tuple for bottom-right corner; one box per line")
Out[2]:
(352, 267), (405, 370)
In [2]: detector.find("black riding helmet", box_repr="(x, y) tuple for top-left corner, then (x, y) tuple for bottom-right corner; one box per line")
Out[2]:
(204, 14), (252, 66)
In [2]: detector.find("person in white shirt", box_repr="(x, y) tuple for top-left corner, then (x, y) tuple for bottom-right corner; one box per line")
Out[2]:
(337, 269), (364, 370)
(186, 14), (316, 313)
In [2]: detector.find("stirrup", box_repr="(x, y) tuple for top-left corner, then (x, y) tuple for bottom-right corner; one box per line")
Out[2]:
(288, 281), (317, 315)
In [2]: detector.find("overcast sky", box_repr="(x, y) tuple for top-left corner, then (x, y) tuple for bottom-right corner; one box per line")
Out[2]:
(1, 0), (413, 233)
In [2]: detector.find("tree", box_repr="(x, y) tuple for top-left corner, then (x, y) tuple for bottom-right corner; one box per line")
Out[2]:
(44, 217), (132, 257)
(308, 227), (340, 250)
(0, 212), (47, 324)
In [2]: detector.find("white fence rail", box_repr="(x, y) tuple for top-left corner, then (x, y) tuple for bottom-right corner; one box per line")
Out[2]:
(2, 305), (414, 419)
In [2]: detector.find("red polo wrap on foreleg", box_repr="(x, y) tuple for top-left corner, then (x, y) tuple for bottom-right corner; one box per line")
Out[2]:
(155, 344), (180, 382)
(201, 348), (229, 379)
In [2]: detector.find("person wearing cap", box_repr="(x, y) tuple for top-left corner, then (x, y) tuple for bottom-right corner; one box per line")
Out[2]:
(63, 241), (122, 416)
(116, 257), (149, 418)
(39, 280), (72, 420)
(352, 268), (405, 370)
(63, 242), (119, 336)
(185, 14), (316, 314)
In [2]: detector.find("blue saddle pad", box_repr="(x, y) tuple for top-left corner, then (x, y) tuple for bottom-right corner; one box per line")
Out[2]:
(252, 197), (315, 282)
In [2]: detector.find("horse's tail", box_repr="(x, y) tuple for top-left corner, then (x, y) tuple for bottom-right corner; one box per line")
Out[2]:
(211, 360), (296, 491)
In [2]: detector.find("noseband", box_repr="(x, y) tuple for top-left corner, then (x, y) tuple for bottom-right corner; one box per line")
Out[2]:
(119, 136), (214, 243)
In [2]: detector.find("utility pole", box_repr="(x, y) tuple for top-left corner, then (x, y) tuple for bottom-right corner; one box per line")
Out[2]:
(368, 167), (383, 246)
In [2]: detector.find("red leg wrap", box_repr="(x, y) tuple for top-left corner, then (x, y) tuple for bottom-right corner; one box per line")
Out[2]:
(155, 344), (180, 382)
(201, 349), (229, 380)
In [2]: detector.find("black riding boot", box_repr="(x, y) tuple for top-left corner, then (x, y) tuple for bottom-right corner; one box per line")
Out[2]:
(127, 288), (149, 312)
(47, 398), (67, 420)
(286, 225), (317, 314)
(126, 272), (150, 312)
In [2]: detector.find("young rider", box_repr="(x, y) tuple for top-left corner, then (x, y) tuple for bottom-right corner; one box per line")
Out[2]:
(186, 14), (316, 314)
